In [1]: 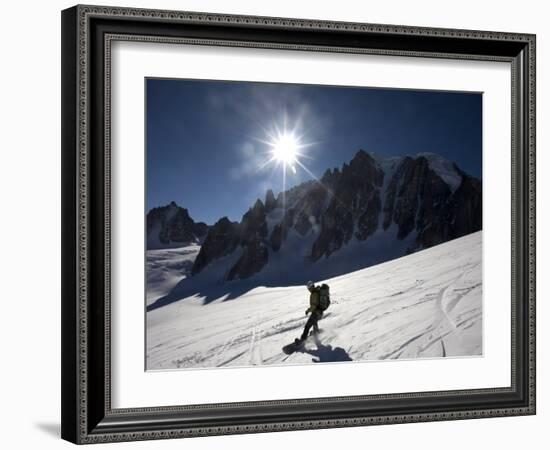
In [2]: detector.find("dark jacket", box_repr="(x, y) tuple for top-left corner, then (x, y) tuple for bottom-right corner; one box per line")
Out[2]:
(306, 286), (321, 314)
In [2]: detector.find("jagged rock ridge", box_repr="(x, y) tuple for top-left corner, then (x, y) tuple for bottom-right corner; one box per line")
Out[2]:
(184, 150), (481, 281)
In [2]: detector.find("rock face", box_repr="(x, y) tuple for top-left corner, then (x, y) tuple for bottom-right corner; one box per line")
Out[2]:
(189, 150), (482, 282)
(311, 151), (384, 260)
(264, 189), (278, 213)
(270, 208), (294, 252)
(227, 199), (269, 280)
(415, 167), (482, 249)
(147, 201), (209, 249)
(384, 156), (451, 240)
(191, 200), (270, 280)
(382, 156), (482, 250)
(191, 217), (240, 275)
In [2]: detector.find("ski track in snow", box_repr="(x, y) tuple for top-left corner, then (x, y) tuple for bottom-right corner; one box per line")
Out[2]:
(146, 232), (482, 370)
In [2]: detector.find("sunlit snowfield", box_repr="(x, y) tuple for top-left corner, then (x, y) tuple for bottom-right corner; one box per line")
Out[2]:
(146, 231), (482, 370)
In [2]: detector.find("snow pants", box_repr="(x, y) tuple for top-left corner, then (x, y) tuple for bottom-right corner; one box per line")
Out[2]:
(300, 311), (322, 340)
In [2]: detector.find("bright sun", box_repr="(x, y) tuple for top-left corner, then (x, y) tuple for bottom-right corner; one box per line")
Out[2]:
(257, 119), (314, 177)
(271, 133), (299, 165)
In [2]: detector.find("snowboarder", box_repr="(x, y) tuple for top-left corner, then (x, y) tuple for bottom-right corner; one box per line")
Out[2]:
(295, 280), (331, 345)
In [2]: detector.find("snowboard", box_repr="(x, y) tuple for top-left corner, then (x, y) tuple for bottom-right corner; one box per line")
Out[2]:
(282, 339), (305, 355)
(282, 330), (322, 355)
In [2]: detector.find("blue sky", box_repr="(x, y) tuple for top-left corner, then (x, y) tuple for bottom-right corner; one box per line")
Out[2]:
(147, 78), (482, 225)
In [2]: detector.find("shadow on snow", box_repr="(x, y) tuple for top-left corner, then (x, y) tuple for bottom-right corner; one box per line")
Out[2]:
(145, 233), (416, 312)
(147, 277), (278, 311)
(298, 334), (353, 363)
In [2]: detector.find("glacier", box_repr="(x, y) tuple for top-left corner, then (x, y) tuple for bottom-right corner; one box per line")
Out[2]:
(146, 231), (482, 370)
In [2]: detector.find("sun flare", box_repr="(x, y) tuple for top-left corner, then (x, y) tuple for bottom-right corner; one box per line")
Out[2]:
(255, 117), (317, 178)
(271, 133), (299, 165)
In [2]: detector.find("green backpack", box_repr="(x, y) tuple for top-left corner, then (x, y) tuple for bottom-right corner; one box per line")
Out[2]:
(318, 284), (331, 311)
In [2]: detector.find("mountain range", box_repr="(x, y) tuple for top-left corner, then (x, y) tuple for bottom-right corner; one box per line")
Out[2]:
(147, 150), (481, 285)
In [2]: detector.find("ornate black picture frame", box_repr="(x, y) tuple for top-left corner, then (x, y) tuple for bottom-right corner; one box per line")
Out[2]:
(61, 4), (536, 444)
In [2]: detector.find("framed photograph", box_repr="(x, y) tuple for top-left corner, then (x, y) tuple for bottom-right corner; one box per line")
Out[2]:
(61, 5), (536, 444)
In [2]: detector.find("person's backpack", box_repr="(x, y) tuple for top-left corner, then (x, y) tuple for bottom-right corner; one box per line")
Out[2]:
(318, 284), (331, 311)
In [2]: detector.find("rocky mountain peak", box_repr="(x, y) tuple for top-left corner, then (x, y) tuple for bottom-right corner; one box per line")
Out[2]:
(191, 217), (240, 275)
(265, 189), (277, 212)
(350, 148), (374, 166)
(310, 149), (384, 261)
(240, 199), (267, 242)
(320, 168), (340, 187)
(226, 199), (270, 280)
(188, 150), (481, 284)
(147, 202), (209, 249)
(251, 198), (265, 214)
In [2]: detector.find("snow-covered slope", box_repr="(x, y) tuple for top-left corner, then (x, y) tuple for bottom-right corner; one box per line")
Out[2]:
(146, 244), (201, 306)
(146, 231), (482, 370)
